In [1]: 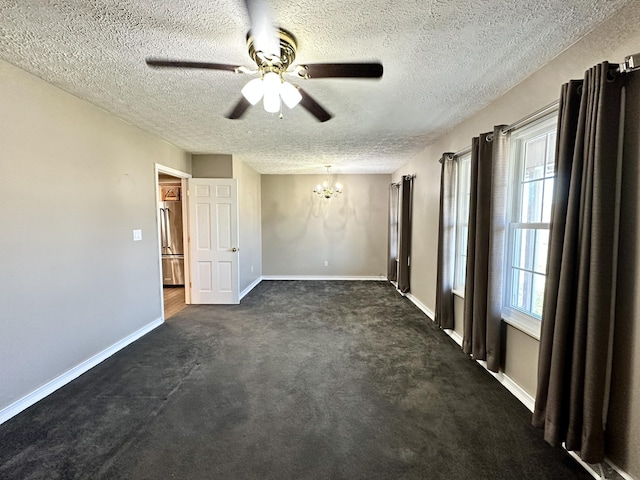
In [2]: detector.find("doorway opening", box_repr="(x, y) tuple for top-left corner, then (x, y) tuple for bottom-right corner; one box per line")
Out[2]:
(156, 164), (191, 320)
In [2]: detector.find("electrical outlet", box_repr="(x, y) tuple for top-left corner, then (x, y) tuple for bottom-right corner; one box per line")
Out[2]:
(324, 260), (329, 267)
(133, 229), (142, 241)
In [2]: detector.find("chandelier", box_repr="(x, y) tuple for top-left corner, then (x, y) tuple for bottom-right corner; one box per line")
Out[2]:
(314, 165), (343, 199)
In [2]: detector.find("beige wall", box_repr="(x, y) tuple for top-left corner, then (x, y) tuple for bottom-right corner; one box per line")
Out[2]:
(233, 158), (262, 293)
(261, 174), (389, 277)
(0, 59), (190, 412)
(395, 2), (640, 477)
(192, 154), (233, 178)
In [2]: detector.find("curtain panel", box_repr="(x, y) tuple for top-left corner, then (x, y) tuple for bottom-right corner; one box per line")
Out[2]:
(387, 183), (400, 282)
(435, 153), (457, 329)
(397, 175), (414, 293)
(533, 63), (629, 463)
(463, 126), (509, 373)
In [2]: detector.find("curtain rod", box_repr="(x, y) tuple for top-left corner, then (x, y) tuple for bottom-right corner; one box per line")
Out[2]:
(619, 52), (640, 73)
(502, 100), (559, 134)
(438, 52), (640, 163)
(439, 101), (559, 162)
(503, 52), (640, 133)
(440, 101), (559, 161)
(439, 147), (471, 163)
(390, 174), (415, 185)
(455, 146), (471, 157)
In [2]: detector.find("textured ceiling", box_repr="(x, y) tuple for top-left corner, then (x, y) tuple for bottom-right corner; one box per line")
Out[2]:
(0, 0), (632, 174)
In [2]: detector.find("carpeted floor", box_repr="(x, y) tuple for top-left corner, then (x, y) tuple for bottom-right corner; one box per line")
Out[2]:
(0, 281), (591, 479)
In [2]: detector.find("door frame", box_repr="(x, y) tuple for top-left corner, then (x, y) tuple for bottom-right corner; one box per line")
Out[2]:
(155, 164), (192, 319)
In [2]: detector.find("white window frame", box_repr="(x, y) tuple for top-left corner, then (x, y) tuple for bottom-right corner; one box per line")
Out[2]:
(502, 114), (558, 339)
(453, 151), (471, 296)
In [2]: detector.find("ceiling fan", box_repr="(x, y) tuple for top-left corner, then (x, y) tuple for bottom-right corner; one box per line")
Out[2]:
(145, 0), (383, 122)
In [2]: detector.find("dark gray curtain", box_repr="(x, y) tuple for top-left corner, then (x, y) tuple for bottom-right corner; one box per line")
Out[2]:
(533, 62), (627, 463)
(397, 175), (413, 293)
(463, 126), (509, 373)
(387, 183), (400, 282)
(435, 154), (456, 329)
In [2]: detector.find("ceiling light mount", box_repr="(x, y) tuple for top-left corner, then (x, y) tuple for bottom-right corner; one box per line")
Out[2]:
(247, 28), (297, 74)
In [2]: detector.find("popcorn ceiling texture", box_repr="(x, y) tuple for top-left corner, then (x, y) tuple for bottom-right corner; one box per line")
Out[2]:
(0, 0), (631, 173)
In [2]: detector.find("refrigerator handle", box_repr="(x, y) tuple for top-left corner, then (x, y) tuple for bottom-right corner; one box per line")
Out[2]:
(160, 208), (166, 249)
(165, 208), (173, 252)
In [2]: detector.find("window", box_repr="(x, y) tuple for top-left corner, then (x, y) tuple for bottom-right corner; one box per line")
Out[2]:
(503, 114), (558, 336)
(453, 151), (471, 293)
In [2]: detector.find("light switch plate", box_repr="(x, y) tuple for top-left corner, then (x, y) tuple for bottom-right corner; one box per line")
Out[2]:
(133, 229), (142, 241)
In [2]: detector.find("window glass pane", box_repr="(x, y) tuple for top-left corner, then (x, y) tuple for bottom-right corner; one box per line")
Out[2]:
(532, 273), (546, 318)
(511, 268), (533, 312)
(454, 153), (471, 289)
(545, 131), (557, 179)
(457, 255), (467, 289)
(455, 225), (468, 289)
(534, 229), (549, 274)
(461, 191), (470, 221)
(460, 226), (468, 255)
(523, 136), (547, 181)
(521, 180), (543, 222)
(542, 178), (554, 223)
(512, 228), (535, 270)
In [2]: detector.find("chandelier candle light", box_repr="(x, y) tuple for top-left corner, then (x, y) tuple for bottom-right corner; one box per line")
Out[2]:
(314, 165), (343, 199)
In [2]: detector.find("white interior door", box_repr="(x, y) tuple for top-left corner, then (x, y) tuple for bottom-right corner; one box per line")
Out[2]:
(187, 178), (239, 304)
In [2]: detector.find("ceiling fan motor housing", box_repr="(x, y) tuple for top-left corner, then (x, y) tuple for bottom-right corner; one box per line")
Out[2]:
(247, 28), (297, 73)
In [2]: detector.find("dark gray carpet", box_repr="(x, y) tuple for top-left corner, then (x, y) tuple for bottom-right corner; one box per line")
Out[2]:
(0, 281), (590, 479)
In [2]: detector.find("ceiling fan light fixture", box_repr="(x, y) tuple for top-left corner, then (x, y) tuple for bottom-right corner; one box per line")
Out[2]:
(241, 77), (265, 105)
(280, 81), (302, 109)
(262, 72), (281, 113)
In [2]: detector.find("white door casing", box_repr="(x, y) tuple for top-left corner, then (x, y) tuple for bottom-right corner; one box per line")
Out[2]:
(188, 178), (239, 304)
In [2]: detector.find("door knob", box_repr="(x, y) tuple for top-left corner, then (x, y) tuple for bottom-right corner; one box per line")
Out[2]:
(232, 247), (238, 252)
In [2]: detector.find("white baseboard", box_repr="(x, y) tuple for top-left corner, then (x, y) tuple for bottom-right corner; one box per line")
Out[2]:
(498, 372), (536, 412)
(0, 317), (163, 425)
(402, 292), (536, 411)
(444, 328), (463, 347)
(605, 459), (636, 480)
(566, 450), (634, 480)
(239, 277), (262, 300)
(401, 292), (635, 480)
(405, 293), (435, 320)
(262, 275), (387, 281)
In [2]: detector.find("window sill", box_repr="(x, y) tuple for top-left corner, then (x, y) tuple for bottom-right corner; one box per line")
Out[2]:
(450, 291), (541, 341)
(502, 307), (541, 340)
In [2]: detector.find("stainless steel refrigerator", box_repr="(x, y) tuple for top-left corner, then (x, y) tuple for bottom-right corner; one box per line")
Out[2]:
(159, 200), (185, 286)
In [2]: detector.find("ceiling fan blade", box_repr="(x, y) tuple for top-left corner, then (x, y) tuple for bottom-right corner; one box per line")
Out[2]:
(146, 59), (240, 72)
(226, 98), (252, 120)
(243, 0), (279, 57)
(298, 63), (383, 79)
(298, 89), (332, 122)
